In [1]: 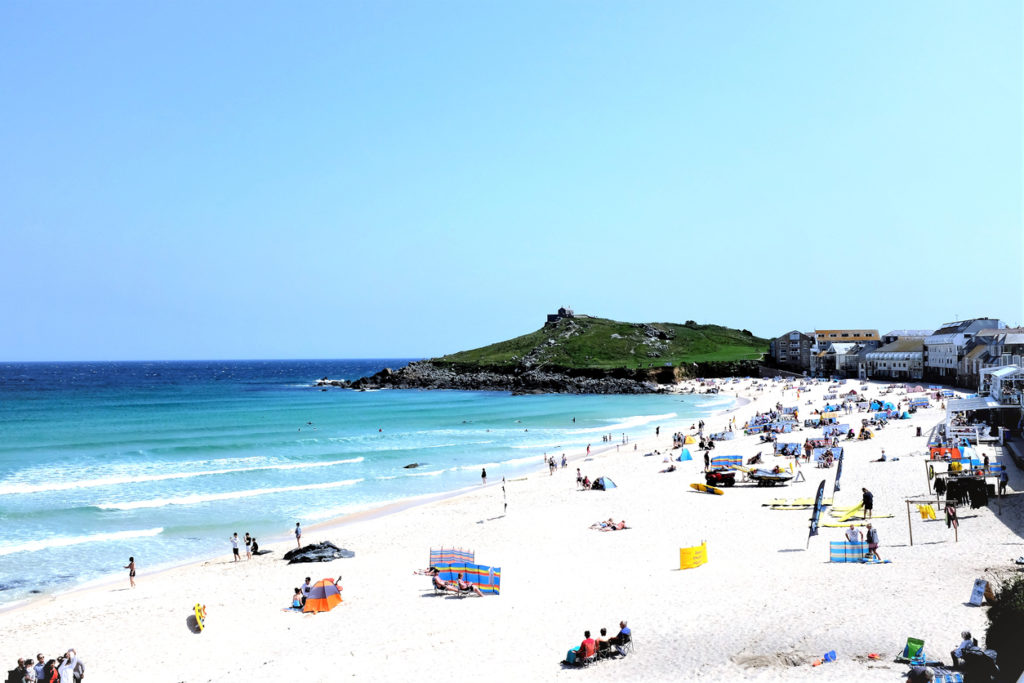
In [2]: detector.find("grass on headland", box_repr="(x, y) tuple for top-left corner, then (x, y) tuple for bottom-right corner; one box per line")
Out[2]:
(434, 316), (769, 370)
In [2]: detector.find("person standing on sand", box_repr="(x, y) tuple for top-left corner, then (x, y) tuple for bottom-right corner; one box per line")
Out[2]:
(576, 468), (582, 489)
(295, 522), (302, 549)
(481, 468), (487, 485)
(865, 523), (881, 561)
(244, 533), (252, 560)
(845, 524), (862, 544)
(124, 557), (136, 588)
(230, 533), (240, 562)
(862, 488), (874, 519)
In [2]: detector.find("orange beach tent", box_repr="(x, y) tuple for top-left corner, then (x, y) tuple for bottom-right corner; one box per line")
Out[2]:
(303, 579), (342, 613)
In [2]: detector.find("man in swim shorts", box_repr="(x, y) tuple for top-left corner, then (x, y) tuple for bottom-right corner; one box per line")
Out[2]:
(230, 533), (240, 561)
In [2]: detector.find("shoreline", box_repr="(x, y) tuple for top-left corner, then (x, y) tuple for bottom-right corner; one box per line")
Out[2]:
(0, 387), (742, 617)
(7, 378), (1012, 681)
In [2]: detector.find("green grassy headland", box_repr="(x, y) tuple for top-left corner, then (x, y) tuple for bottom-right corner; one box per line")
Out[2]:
(433, 316), (769, 371)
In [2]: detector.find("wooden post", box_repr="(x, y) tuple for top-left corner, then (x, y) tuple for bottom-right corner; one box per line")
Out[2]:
(906, 500), (914, 546)
(925, 462), (932, 494)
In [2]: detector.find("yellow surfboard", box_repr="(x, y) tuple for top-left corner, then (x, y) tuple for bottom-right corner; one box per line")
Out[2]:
(690, 482), (724, 495)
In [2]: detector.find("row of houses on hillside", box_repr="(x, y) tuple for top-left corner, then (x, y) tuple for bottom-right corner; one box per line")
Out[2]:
(769, 318), (1024, 389)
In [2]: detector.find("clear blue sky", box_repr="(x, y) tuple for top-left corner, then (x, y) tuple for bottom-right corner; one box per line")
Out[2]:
(2, 2), (1021, 361)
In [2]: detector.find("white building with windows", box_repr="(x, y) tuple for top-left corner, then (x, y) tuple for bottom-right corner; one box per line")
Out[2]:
(865, 338), (925, 380)
(923, 318), (1004, 383)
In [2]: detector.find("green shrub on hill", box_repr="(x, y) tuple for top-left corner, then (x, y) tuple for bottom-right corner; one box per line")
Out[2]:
(434, 316), (768, 370)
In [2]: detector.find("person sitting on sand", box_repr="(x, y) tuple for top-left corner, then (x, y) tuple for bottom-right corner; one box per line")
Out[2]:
(581, 476), (591, 490)
(289, 587), (303, 609)
(456, 573), (483, 597)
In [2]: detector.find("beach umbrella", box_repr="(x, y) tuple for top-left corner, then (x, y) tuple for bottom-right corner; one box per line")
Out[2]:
(302, 579), (342, 613)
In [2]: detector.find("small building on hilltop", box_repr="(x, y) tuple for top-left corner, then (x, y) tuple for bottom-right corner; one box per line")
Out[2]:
(547, 307), (575, 324)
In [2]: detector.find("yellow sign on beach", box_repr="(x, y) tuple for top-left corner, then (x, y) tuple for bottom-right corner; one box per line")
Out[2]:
(679, 542), (708, 570)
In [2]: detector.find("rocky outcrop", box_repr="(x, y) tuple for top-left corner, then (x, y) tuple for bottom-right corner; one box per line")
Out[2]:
(283, 541), (355, 564)
(346, 361), (662, 394)
(326, 359), (766, 395)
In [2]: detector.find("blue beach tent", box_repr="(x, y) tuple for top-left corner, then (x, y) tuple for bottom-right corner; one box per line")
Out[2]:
(677, 448), (692, 462)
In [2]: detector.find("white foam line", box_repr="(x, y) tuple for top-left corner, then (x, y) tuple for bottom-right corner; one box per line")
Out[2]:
(0, 527), (165, 557)
(96, 479), (363, 511)
(565, 412), (678, 435)
(0, 457), (365, 496)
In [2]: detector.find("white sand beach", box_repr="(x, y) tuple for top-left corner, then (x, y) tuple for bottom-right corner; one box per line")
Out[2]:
(3, 378), (1021, 682)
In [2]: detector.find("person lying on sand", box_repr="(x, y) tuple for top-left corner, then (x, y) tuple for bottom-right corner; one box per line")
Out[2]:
(600, 521), (626, 532)
(590, 518), (614, 529)
(414, 566), (440, 575)
(659, 464), (676, 473)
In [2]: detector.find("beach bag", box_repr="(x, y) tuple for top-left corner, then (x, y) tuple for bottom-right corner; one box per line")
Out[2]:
(565, 647), (579, 664)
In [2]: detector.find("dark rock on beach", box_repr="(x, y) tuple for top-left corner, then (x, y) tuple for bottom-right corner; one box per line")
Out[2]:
(283, 541), (355, 564)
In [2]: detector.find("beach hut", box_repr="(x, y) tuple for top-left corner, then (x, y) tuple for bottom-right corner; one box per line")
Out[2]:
(303, 579), (342, 613)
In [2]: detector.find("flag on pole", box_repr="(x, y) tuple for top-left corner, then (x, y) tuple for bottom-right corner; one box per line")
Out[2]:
(807, 480), (826, 549)
(833, 452), (844, 494)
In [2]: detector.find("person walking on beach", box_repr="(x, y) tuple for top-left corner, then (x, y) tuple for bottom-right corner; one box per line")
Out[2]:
(561, 454), (567, 469)
(576, 468), (582, 489)
(294, 522), (302, 549)
(865, 523), (881, 561)
(230, 533), (240, 562)
(124, 556), (136, 588)
(998, 469), (1008, 497)
(862, 488), (874, 519)
(481, 468), (487, 485)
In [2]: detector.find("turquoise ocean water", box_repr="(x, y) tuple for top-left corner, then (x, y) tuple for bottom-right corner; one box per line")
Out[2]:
(0, 360), (732, 603)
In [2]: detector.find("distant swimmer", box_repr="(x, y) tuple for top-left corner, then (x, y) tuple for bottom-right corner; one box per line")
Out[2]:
(379, 428), (382, 432)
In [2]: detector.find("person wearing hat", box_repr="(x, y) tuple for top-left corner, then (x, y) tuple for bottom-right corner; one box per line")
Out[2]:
(951, 631), (975, 668)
